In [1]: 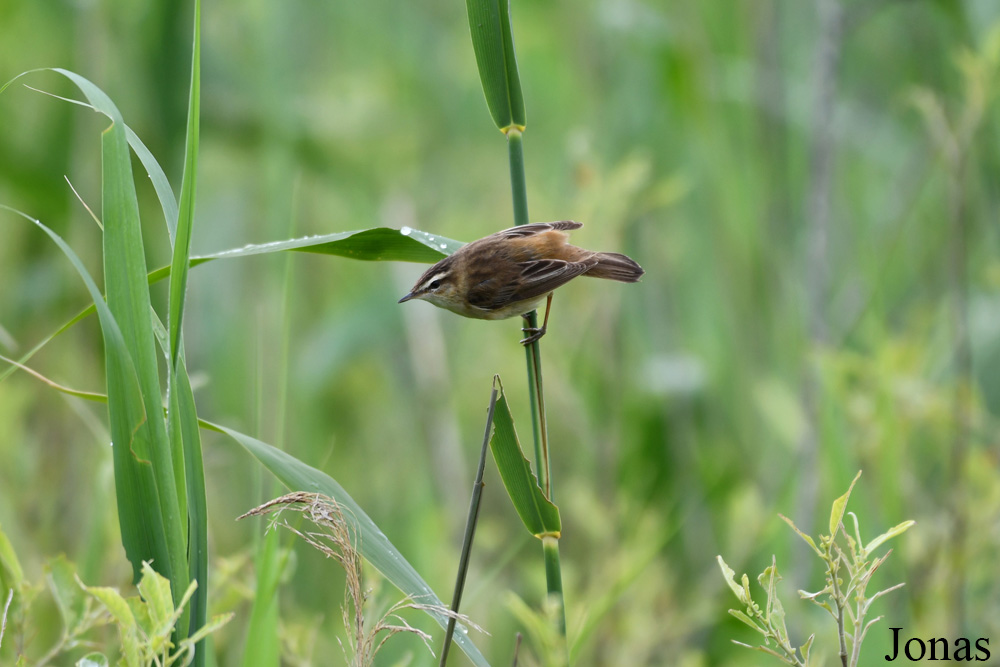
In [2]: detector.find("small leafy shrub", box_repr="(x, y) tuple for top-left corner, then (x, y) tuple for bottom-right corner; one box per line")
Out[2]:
(717, 472), (913, 667)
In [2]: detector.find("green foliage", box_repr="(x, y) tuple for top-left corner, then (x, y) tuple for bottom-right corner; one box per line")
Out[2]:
(718, 472), (914, 667)
(489, 378), (561, 538)
(464, 0), (525, 132)
(3, 1), (1000, 664)
(0, 529), (229, 667)
(205, 421), (490, 666)
(81, 561), (232, 667)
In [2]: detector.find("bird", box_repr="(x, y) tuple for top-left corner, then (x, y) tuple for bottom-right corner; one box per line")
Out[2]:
(398, 221), (644, 345)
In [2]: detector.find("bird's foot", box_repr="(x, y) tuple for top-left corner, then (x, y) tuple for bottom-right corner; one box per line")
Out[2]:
(520, 326), (547, 346)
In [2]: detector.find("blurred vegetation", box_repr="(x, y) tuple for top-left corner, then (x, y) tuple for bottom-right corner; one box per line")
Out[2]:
(2, 0), (1000, 664)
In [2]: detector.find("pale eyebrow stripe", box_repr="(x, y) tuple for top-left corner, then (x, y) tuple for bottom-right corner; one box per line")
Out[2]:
(419, 271), (450, 291)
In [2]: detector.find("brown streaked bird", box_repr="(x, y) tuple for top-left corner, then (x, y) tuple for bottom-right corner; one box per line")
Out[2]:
(398, 221), (644, 345)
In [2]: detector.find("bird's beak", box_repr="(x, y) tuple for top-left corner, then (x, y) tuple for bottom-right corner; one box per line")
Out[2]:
(398, 292), (415, 304)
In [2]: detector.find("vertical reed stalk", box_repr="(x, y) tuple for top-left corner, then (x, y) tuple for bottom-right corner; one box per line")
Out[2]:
(506, 127), (567, 650)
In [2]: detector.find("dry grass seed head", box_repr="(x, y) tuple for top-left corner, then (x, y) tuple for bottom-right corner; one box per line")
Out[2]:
(239, 492), (483, 666)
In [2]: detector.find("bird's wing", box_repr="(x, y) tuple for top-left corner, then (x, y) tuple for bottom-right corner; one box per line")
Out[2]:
(494, 221), (583, 239)
(467, 258), (595, 310)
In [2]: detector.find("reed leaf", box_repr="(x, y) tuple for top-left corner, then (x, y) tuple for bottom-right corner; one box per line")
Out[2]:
(465, 0), (525, 132)
(203, 421), (490, 667)
(490, 380), (561, 538)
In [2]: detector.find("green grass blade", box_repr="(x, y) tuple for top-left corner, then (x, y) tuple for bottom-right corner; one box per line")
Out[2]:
(0, 304), (92, 384)
(168, 0), (201, 370)
(1, 74), (180, 238)
(173, 358), (208, 654)
(126, 125), (179, 242)
(490, 380), (561, 538)
(202, 226), (462, 263)
(465, 0), (526, 132)
(1, 206), (172, 590)
(45, 68), (190, 635)
(153, 313), (209, 656)
(202, 421), (490, 667)
(2, 228), (459, 387)
(160, 5), (210, 654)
(241, 530), (281, 667)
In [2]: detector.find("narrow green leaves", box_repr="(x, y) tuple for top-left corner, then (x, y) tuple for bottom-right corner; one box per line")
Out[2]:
(81, 561), (232, 667)
(2, 226), (461, 389)
(168, 0), (201, 369)
(204, 421), (490, 667)
(863, 520), (915, 557)
(466, 0), (526, 132)
(489, 378), (561, 538)
(5, 69), (190, 640)
(2, 205), (171, 594)
(71, 68), (189, 619)
(829, 471), (861, 539)
(200, 226), (462, 263)
(160, 2), (209, 655)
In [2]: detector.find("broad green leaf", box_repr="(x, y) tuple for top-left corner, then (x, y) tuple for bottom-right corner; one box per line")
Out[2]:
(84, 584), (136, 630)
(199, 226), (462, 264)
(202, 421), (490, 667)
(41, 69), (189, 615)
(1, 206), (172, 595)
(489, 382), (561, 538)
(829, 471), (862, 539)
(139, 2), (210, 648)
(465, 0), (526, 131)
(1, 226), (462, 387)
(864, 520), (916, 556)
(137, 561), (175, 636)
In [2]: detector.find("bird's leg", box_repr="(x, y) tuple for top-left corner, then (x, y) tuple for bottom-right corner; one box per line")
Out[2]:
(520, 293), (553, 346)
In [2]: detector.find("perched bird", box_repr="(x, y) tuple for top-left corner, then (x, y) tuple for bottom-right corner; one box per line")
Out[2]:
(398, 221), (643, 345)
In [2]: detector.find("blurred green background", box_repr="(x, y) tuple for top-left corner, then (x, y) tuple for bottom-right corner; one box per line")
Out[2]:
(2, 0), (1000, 664)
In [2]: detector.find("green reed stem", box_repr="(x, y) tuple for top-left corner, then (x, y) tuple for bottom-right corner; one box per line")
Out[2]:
(440, 383), (499, 666)
(506, 127), (567, 652)
(507, 130), (545, 483)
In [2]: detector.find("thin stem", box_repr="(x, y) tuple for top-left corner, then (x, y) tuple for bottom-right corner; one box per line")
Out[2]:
(506, 127), (566, 653)
(507, 129), (529, 227)
(542, 536), (567, 647)
(440, 384), (499, 666)
(508, 130), (544, 478)
(529, 339), (550, 498)
(828, 554), (849, 667)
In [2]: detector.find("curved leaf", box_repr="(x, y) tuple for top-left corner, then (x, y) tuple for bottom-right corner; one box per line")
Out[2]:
(465, 0), (526, 132)
(489, 380), (560, 538)
(201, 421), (490, 667)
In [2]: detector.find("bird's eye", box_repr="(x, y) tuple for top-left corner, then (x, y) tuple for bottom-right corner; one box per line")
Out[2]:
(429, 279), (442, 290)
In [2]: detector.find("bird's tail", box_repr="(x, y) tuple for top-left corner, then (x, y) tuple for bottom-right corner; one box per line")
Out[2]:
(585, 252), (644, 282)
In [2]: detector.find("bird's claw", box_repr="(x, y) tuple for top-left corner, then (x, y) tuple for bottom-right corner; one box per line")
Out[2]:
(520, 326), (546, 346)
